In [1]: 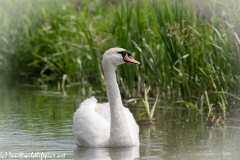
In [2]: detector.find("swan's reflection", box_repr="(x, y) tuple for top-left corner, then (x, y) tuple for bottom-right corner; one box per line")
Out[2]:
(74, 146), (139, 160)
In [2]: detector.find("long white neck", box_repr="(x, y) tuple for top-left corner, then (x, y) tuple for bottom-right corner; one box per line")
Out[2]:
(102, 60), (132, 147)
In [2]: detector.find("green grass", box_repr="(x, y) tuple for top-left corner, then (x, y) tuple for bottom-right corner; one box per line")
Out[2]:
(1, 0), (240, 118)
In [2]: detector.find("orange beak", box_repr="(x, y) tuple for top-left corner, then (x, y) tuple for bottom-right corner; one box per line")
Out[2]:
(123, 54), (140, 65)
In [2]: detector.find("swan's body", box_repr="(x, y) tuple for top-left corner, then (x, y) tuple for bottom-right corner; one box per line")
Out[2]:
(73, 48), (140, 147)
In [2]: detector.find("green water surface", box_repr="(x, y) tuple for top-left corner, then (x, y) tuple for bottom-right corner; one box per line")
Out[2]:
(0, 83), (240, 160)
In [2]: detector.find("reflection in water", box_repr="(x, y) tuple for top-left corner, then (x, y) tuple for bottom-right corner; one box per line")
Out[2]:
(74, 146), (139, 160)
(138, 113), (240, 160)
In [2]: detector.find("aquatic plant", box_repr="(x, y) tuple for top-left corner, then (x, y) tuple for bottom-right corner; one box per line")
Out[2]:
(138, 86), (158, 123)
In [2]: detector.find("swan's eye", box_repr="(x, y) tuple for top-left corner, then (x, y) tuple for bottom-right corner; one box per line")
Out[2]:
(117, 51), (125, 58)
(118, 51), (131, 59)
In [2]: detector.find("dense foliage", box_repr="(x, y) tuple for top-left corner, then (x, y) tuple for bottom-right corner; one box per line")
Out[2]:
(1, 0), (240, 117)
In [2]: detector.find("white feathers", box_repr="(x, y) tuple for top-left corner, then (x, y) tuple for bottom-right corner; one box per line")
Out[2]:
(73, 48), (139, 147)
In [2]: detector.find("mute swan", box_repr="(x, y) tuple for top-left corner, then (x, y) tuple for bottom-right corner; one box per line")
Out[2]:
(73, 47), (140, 147)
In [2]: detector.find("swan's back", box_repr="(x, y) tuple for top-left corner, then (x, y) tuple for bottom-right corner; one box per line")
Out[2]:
(73, 97), (110, 147)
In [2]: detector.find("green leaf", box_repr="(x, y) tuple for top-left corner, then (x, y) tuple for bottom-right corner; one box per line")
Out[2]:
(150, 94), (158, 118)
(138, 112), (147, 118)
(172, 100), (202, 114)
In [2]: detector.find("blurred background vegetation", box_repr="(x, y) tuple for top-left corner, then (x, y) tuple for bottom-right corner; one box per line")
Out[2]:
(0, 0), (240, 117)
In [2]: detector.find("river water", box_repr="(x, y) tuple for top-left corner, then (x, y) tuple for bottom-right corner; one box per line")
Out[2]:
(0, 83), (240, 160)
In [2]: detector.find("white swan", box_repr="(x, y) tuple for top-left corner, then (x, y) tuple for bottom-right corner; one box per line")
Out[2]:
(73, 47), (140, 147)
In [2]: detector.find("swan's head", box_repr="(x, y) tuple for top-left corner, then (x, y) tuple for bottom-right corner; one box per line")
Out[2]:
(103, 47), (140, 66)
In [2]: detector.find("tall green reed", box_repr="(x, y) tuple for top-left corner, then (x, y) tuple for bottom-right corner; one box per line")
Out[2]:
(108, 0), (240, 116)
(1, 0), (240, 117)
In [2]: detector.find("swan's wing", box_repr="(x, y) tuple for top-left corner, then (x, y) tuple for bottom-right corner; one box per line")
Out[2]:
(73, 97), (110, 147)
(123, 107), (140, 146)
(95, 102), (111, 122)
